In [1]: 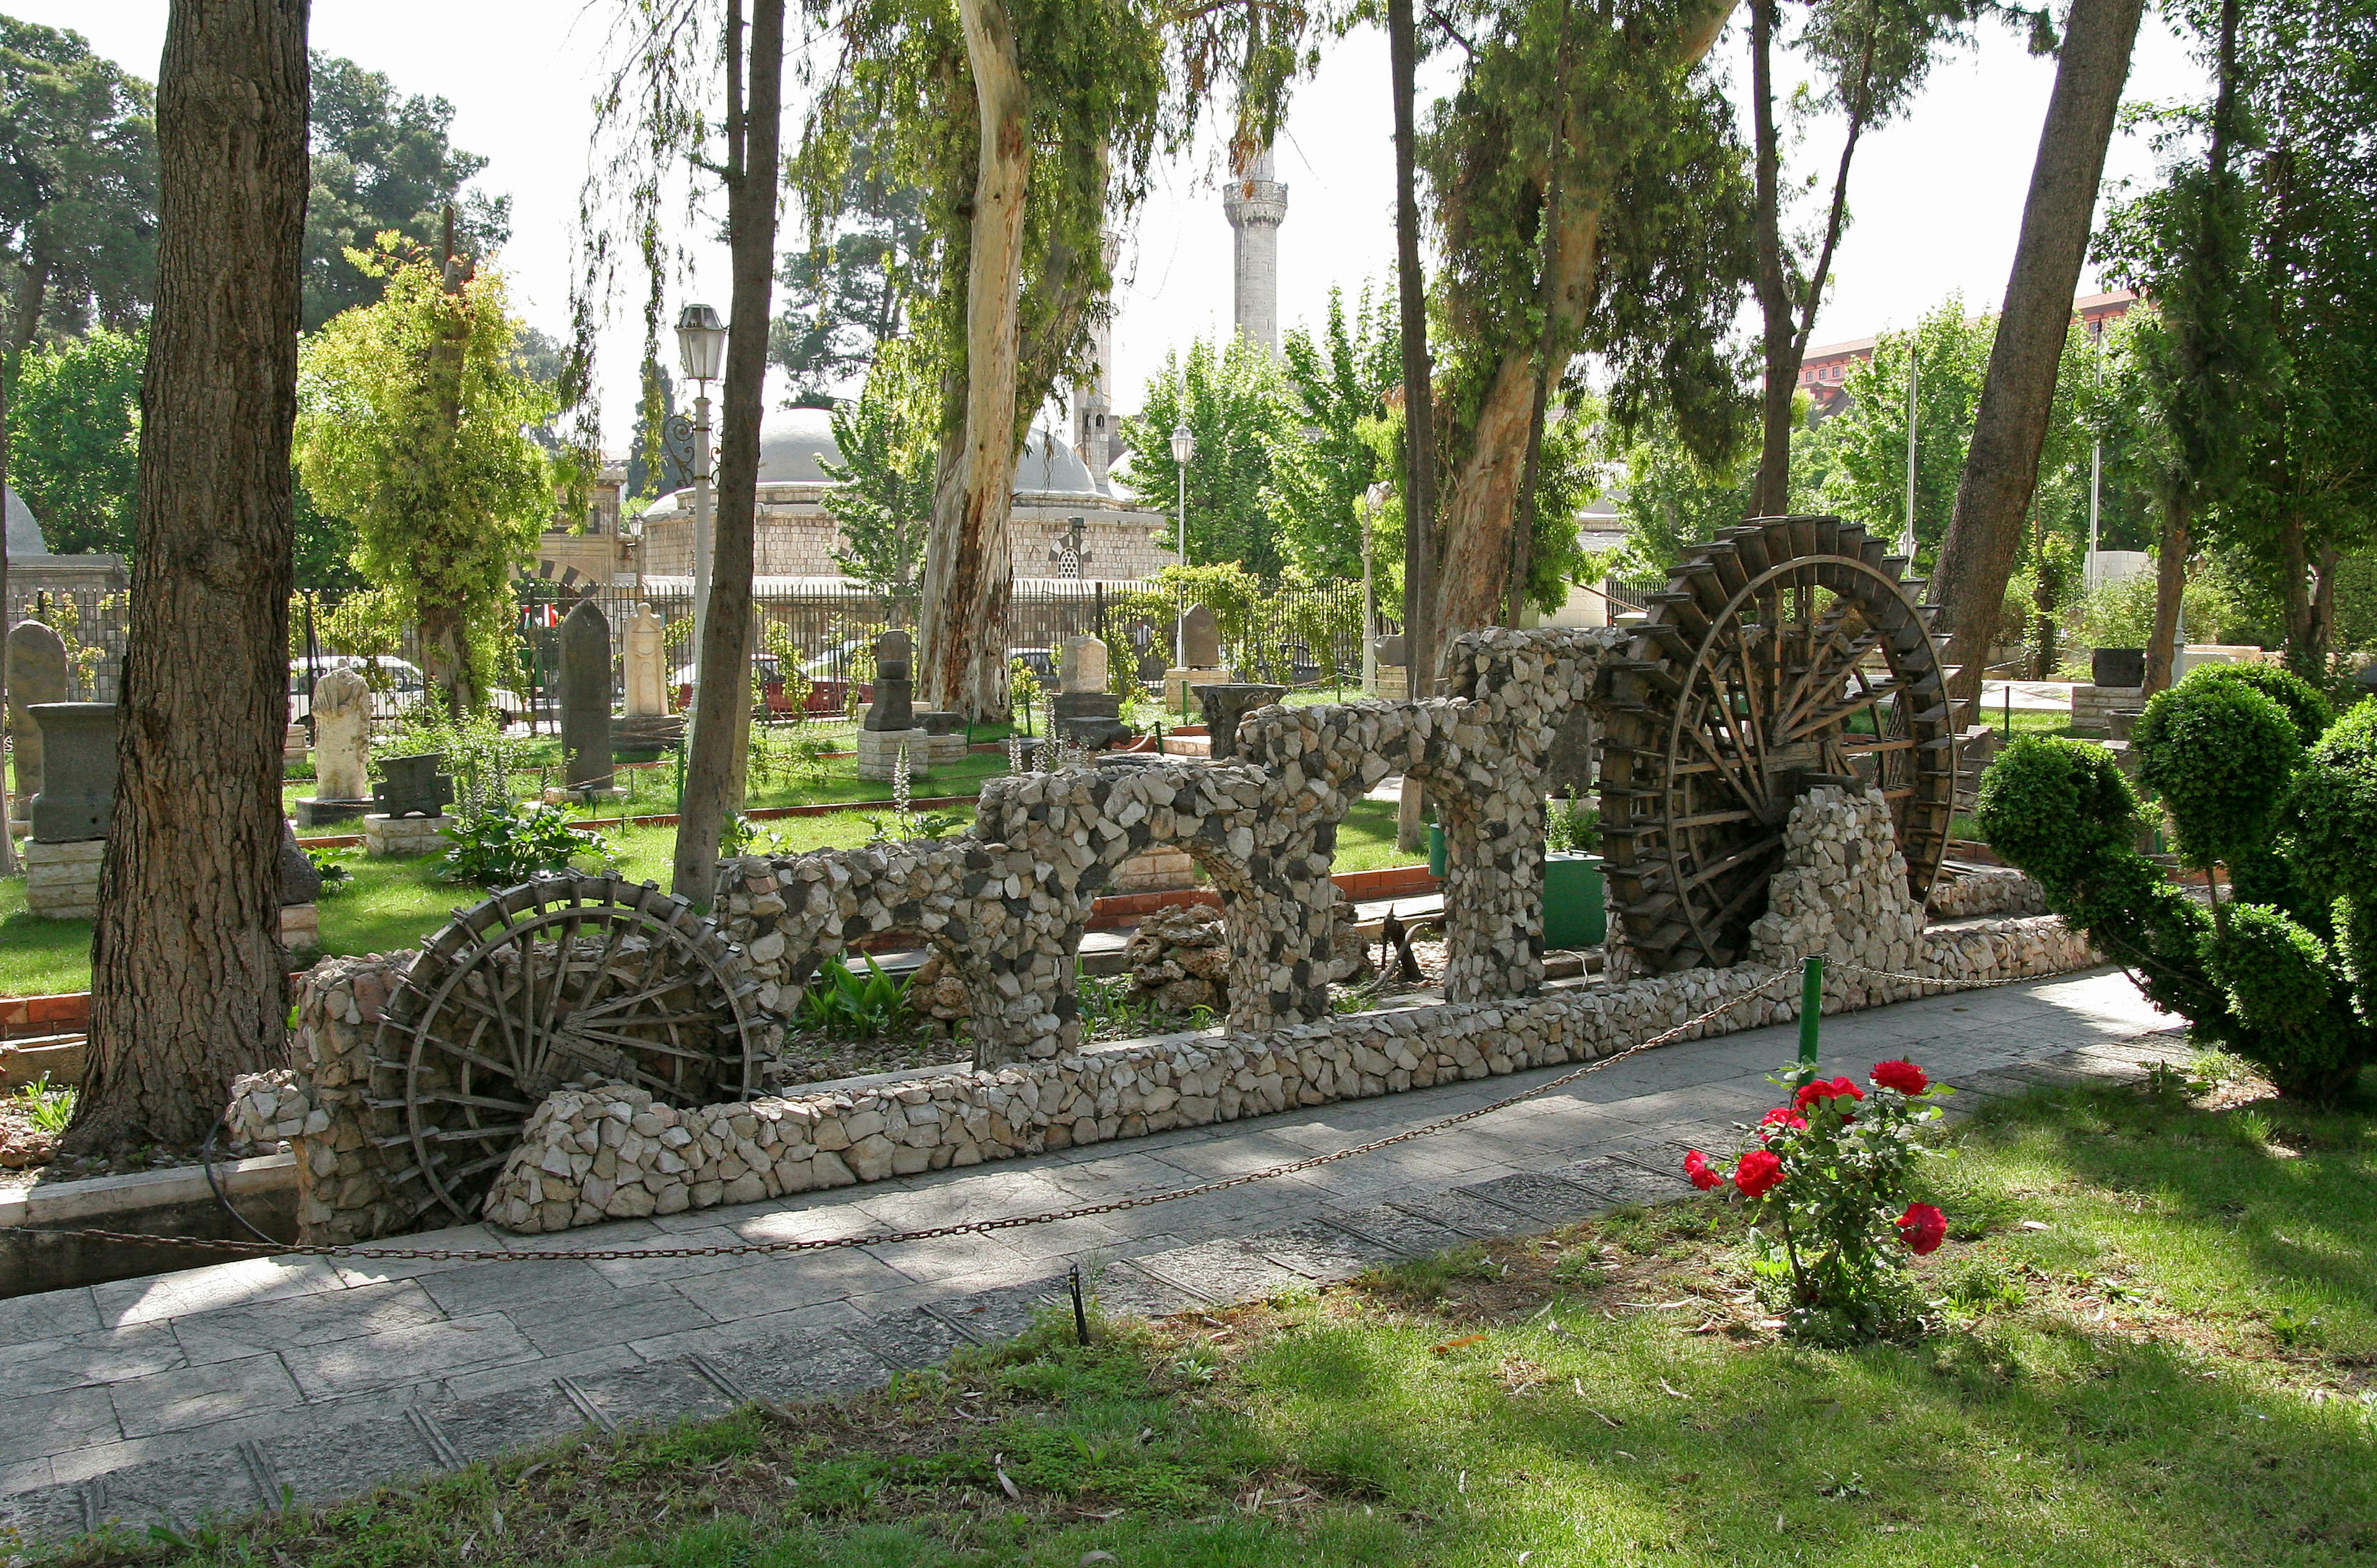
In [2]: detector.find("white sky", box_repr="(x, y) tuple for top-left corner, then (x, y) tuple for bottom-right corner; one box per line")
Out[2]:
(32, 2), (2204, 447)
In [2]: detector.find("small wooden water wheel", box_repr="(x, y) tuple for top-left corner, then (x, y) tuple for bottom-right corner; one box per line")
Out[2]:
(377, 873), (761, 1223)
(1596, 516), (1960, 973)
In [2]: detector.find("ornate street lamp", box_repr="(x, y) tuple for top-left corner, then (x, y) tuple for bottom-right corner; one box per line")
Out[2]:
(1170, 422), (1195, 677)
(675, 303), (728, 686)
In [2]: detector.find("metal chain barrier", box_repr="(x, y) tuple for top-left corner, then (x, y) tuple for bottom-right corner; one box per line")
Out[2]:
(0, 956), (2084, 1268)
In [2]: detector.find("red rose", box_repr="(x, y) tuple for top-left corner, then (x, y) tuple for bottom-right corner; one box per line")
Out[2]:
(1895, 1202), (1947, 1255)
(1871, 1059), (1929, 1096)
(1759, 1106), (1809, 1139)
(1684, 1150), (1723, 1191)
(1733, 1148), (1784, 1197)
(1793, 1076), (1866, 1111)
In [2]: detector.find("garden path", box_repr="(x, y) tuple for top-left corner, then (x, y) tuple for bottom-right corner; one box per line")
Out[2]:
(0, 968), (2175, 1541)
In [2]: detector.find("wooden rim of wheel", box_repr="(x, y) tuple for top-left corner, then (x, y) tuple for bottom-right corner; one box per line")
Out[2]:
(1596, 516), (1959, 974)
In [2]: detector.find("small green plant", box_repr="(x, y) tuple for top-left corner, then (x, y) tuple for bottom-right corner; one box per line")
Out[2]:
(439, 799), (615, 885)
(1684, 1058), (1952, 1344)
(860, 745), (965, 844)
(1942, 1254), (2027, 1314)
(798, 956), (912, 1039)
(1546, 790), (1600, 855)
(303, 845), (355, 896)
(15, 1073), (76, 1135)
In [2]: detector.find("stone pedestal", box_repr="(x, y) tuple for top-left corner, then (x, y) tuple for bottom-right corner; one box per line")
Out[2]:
(1052, 691), (1133, 750)
(916, 711), (966, 766)
(1163, 666), (1229, 712)
(294, 795), (373, 828)
(614, 712), (685, 760)
(363, 813), (447, 858)
(855, 727), (930, 782)
(284, 723), (310, 762)
(279, 903), (321, 951)
(2072, 684), (2144, 738)
(27, 702), (117, 843)
(1193, 683), (1287, 763)
(23, 838), (103, 920)
(1371, 665), (1409, 701)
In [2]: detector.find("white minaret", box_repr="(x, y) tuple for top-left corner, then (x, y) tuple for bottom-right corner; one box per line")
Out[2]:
(1222, 147), (1288, 352)
(1073, 233), (1119, 488)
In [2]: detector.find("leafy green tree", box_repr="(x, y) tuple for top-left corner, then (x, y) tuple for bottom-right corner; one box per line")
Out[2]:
(1798, 297), (1994, 558)
(774, 129), (932, 404)
(5, 323), (142, 553)
(1606, 415), (1754, 582)
(295, 239), (558, 714)
(303, 53), (509, 333)
(821, 336), (937, 612)
(1268, 284), (1401, 582)
(1123, 334), (1294, 579)
(0, 17), (157, 350)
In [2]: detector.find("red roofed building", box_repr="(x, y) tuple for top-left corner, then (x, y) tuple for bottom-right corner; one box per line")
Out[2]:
(1795, 288), (2136, 418)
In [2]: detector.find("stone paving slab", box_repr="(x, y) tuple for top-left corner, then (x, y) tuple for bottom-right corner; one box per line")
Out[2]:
(0, 969), (2176, 1543)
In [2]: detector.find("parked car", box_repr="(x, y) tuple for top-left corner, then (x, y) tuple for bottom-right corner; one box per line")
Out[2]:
(288, 656), (525, 726)
(673, 654), (859, 719)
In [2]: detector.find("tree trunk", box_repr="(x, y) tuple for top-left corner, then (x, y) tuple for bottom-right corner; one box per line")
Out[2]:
(421, 215), (477, 719)
(2277, 513), (2315, 678)
(2143, 497), (2189, 695)
(1928, 0), (2145, 709)
(1747, 0), (1795, 518)
(919, 0), (1031, 723)
(1388, 0), (1437, 851)
(2311, 545), (2339, 673)
(1, 298), (14, 877)
(673, 0), (783, 903)
(9, 251), (45, 357)
(68, 0), (308, 1159)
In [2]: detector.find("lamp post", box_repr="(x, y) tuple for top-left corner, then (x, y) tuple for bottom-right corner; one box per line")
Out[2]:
(674, 303), (727, 703)
(1170, 422), (1195, 683)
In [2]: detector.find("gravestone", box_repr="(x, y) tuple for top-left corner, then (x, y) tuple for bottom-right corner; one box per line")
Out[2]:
(2092, 648), (2145, 688)
(856, 630), (928, 780)
(23, 701), (115, 919)
(1179, 605), (1220, 669)
(560, 597), (615, 794)
(1058, 635), (1108, 694)
(297, 665), (373, 825)
(5, 619), (67, 823)
(861, 630), (916, 731)
(1195, 683), (1286, 763)
(365, 752), (453, 856)
(1370, 633), (1409, 701)
(1137, 644), (1169, 687)
(623, 603), (669, 717)
(916, 709), (967, 766)
(280, 818), (323, 904)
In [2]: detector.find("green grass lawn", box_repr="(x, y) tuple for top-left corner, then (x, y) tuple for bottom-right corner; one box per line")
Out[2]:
(55, 1068), (2377, 1567)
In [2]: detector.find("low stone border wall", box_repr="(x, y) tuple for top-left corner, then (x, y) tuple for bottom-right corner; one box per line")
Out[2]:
(1927, 865), (2048, 920)
(480, 790), (2099, 1233)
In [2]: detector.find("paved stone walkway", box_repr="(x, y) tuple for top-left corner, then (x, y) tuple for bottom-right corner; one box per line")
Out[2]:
(0, 969), (2177, 1543)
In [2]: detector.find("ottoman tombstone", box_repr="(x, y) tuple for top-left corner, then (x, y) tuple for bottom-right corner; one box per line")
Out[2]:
(1052, 634), (1132, 750)
(1163, 604), (1229, 710)
(1194, 682), (1286, 763)
(4, 618), (66, 823)
(857, 630), (929, 781)
(364, 752), (454, 857)
(561, 597), (617, 795)
(297, 664), (373, 826)
(23, 701), (116, 919)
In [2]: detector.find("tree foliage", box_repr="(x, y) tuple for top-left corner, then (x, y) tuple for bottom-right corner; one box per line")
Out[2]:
(1122, 332), (1292, 578)
(5, 323), (142, 554)
(773, 126), (931, 403)
(1270, 284), (1402, 583)
(303, 53), (511, 333)
(0, 16), (157, 350)
(294, 239), (558, 711)
(820, 334), (938, 609)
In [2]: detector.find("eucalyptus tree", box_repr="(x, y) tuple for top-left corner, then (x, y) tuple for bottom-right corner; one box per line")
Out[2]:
(1928, 0), (2145, 703)
(1422, 0), (1757, 644)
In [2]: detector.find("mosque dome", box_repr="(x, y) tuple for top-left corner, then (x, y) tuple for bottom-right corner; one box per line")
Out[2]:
(1015, 427), (1098, 495)
(4, 485), (47, 559)
(756, 405), (844, 482)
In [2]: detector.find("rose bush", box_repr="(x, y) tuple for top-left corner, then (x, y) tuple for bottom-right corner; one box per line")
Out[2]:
(1683, 1058), (1954, 1343)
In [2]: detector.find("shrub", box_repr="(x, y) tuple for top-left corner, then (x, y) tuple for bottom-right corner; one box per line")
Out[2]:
(2132, 674), (2303, 869)
(1684, 1060), (1951, 1344)
(797, 956), (911, 1039)
(1972, 734), (2140, 886)
(440, 800), (615, 885)
(2183, 662), (2332, 747)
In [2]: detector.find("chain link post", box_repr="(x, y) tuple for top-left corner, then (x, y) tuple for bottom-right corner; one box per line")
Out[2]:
(1798, 955), (1824, 1082)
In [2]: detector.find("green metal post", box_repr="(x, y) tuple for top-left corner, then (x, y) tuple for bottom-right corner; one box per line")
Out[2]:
(1797, 955), (1823, 1080)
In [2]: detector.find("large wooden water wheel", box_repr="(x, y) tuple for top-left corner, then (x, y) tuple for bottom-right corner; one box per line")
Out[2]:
(1596, 516), (1960, 973)
(376, 873), (761, 1223)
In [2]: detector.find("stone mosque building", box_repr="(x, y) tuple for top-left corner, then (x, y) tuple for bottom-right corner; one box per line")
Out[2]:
(565, 155), (1294, 596)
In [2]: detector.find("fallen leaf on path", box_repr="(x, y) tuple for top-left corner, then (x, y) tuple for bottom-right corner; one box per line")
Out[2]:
(1431, 1333), (1487, 1354)
(1658, 1379), (1692, 1400)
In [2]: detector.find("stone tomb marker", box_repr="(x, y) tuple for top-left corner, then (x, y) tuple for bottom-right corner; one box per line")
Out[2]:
(5, 619), (67, 825)
(22, 700), (116, 919)
(1163, 604), (1229, 711)
(1058, 634), (1108, 693)
(297, 665), (373, 826)
(560, 597), (616, 795)
(1052, 634), (1132, 750)
(857, 629), (929, 781)
(623, 602), (669, 717)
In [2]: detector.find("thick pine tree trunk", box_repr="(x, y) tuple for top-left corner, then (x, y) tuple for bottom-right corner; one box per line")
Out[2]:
(1928, 0), (2145, 707)
(1, 315), (15, 879)
(69, 0), (309, 1158)
(1388, 0), (1437, 851)
(673, 0), (783, 902)
(1747, 0), (1796, 519)
(2143, 499), (2189, 694)
(919, 0), (1031, 723)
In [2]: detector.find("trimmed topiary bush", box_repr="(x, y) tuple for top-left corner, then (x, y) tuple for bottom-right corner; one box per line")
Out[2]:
(2183, 662), (2332, 747)
(1978, 706), (2377, 1102)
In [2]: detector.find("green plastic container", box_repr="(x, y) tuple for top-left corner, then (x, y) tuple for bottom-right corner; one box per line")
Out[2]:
(1428, 822), (1447, 878)
(1543, 852), (1606, 949)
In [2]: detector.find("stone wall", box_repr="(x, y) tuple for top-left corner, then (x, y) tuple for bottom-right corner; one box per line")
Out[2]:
(2072, 684), (2144, 738)
(480, 789), (2101, 1233)
(227, 955), (422, 1245)
(1926, 864), (2048, 920)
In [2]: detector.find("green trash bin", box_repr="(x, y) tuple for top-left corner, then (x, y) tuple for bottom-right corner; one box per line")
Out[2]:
(1427, 821), (1447, 878)
(1543, 852), (1606, 948)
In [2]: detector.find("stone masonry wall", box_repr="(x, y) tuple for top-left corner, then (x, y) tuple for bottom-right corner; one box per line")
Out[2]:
(482, 789), (2100, 1232)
